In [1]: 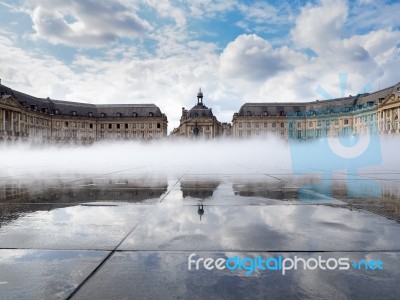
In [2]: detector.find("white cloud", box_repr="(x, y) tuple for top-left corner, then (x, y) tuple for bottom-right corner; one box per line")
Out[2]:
(27, 0), (150, 47)
(220, 34), (307, 81)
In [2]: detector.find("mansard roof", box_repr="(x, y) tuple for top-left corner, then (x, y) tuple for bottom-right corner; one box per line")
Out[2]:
(238, 84), (396, 117)
(0, 84), (164, 117)
(188, 103), (214, 118)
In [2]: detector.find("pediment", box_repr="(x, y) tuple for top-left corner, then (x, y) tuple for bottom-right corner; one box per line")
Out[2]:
(0, 95), (23, 109)
(381, 93), (400, 106)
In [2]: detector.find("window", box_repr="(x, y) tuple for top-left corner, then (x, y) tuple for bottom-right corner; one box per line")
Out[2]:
(149, 112), (154, 117)
(100, 124), (104, 129)
(88, 112), (93, 117)
(117, 124), (120, 129)
(132, 112), (138, 117)
(239, 122), (242, 128)
(109, 124), (112, 129)
(263, 111), (268, 116)
(247, 122), (251, 128)
(335, 120), (339, 125)
(344, 119), (349, 125)
(141, 123), (144, 129)
(281, 123), (284, 128)
(71, 111), (77, 116)
(65, 122), (69, 127)
(90, 123), (93, 129)
(318, 120), (321, 127)
(157, 123), (161, 129)
(272, 122), (276, 128)
(133, 123), (136, 129)
(264, 123), (267, 128)
(255, 122), (259, 128)
(117, 112), (122, 117)
(247, 111), (252, 116)
(149, 123), (153, 129)
(280, 111), (285, 116)
(297, 123), (301, 128)
(101, 113), (106, 118)
(309, 122), (313, 127)
(125, 124), (128, 129)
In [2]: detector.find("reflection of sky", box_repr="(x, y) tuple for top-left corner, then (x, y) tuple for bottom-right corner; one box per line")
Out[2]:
(119, 205), (400, 251)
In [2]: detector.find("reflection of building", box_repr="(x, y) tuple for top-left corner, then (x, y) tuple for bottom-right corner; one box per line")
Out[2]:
(180, 180), (220, 199)
(171, 89), (231, 139)
(0, 82), (168, 143)
(232, 83), (400, 139)
(0, 178), (168, 226)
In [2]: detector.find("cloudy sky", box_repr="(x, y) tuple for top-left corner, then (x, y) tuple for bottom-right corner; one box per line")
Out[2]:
(0, 0), (399, 130)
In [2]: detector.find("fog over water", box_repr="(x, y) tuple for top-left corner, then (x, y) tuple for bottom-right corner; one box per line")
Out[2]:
(0, 136), (400, 177)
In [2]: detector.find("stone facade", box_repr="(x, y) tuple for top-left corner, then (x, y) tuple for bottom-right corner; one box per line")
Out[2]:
(171, 89), (230, 139)
(232, 82), (400, 140)
(0, 83), (168, 143)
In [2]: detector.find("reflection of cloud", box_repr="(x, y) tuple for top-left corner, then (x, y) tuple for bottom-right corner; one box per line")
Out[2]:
(120, 205), (400, 251)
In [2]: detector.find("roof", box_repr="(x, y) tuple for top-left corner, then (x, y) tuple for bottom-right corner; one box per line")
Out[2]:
(0, 84), (164, 117)
(188, 103), (214, 118)
(238, 84), (396, 117)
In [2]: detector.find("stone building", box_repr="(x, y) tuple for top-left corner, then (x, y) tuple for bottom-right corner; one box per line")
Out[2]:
(0, 82), (168, 143)
(232, 82), (400, 140)
(171, 89), (229, 139)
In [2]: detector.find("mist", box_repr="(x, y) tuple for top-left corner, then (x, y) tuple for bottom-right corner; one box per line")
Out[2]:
(1, 136), (400, 178)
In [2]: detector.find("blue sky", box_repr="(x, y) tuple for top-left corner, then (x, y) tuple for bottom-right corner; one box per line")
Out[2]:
(0, 0), (399, 129)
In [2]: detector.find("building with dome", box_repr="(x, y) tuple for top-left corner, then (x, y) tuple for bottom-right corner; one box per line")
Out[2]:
(171, 89), (231, 139)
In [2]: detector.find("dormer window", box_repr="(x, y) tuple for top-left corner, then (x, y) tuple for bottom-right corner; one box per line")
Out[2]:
(247, 111), (252, 116)
(202, 113), (206, 117)
(101, 113), (106, 118)
(88, 112), (93, 117)
(42, 108), (48, 113)
(280, 111), (285, 116)
(54, 109), (59, 115)
(31, 105), (38, 111)
(263, 111), (268, 116)
(71, 111), (77, 116)
(149, 112), (154, 117)
(117, 112), (123, 117)
(132, 112), (138, 117)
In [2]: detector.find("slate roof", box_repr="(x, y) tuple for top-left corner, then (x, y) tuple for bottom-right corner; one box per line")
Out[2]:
(238, 85), (396, 117)
(0, 84), (164, 117)
(188, 103), (214, 118)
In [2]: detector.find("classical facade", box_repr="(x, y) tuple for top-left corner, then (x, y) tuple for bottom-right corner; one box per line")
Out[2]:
(232, 82), (400, 140)
(171, 89), (231, 139)
(0, 82), (168, 143)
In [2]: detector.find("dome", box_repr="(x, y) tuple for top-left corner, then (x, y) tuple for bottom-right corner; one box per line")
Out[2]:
(197, 88), (203, 98)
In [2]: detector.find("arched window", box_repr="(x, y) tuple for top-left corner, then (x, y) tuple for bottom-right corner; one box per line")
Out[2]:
(117, 112), (123, 117)
(101, 113), (106, 118)
(149, 112), (154, 117)
(132, 112), (138, 117)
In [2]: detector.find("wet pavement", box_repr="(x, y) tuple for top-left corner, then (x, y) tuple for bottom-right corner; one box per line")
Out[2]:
(0, 165), (400, 299)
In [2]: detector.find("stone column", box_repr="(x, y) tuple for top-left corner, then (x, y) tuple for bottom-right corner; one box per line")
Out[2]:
(397, 107), (400, 132)
(2, 109), (5, 131)
(10, 111), (13, 132)
(18, 113), (21, 133)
